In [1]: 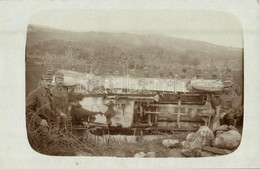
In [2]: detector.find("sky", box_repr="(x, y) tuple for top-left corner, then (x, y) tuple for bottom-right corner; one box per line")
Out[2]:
(30, 9), (243, 48)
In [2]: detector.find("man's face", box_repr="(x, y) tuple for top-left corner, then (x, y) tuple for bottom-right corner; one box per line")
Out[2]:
(144, 70), (150, 76)
(55, 77), (64, 87)
(223, 86), (231, 94)
(94, 69), (100, 75)
(41, 79), (52, 89)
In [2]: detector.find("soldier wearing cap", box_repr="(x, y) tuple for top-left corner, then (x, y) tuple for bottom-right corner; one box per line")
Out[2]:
(224, 76), (242, 96)
(143, 66), (150, 78)
(211, 70), (218, 80)
(114, 70), (120, 76)
(168, 71), (173, 79)
(158, 67), (165, 79)
(50, 72), (69, 131)
(26, 73), (60, 135)
(218, 80), (241, 125)
(129, 69), (136, 77)
(94, 68), (101, 76)
(196, 69), (202, 79)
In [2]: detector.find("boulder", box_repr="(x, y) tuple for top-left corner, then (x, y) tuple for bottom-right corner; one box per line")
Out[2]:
(195, 126), (214, 146)
(212, 130), (241, 150)
(181, 148), (202, 157)
(146, 152), (156, 157)
(162, 139), (180, 148)
(180, 126), (214, 157)
(134, 152), (146, 158)
(180, 140), (202, 157)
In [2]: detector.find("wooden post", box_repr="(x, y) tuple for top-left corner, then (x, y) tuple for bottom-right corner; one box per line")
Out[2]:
(177, 98), (181, 128)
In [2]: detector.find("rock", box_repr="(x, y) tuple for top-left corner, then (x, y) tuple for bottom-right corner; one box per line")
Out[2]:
(228, 125), (238, 131)
(215, 125), (229, 131)
(162, 139), (180, 148)
(180, 140), (202, 157)
(181, 148), (202, 157)
(200, 151), (214, 157)
(212, 130), (241, 150)
(195, 126), (214, 146)
(134, 152), (146, 158)
(180, 141), (190, 149)
(216, 130), (225, 137)
(189, 135), (203, 150)
(168, 149), (184, 157)
(186, 132), (196, 142)
(146, 152), (156, 157)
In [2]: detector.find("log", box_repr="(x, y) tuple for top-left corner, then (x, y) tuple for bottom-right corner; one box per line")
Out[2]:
(202, 146), (227, 155)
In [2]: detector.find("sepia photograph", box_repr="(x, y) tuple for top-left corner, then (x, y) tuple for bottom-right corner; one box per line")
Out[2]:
(1, 0), (260, 168)
(26, 9), (243, 157)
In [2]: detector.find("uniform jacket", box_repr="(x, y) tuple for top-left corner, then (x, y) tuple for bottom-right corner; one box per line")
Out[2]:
(50, 86), (69, 116)
(220, 91), (238, 112)
(26, 86), (57, 127)
(70, 103), (100, 120)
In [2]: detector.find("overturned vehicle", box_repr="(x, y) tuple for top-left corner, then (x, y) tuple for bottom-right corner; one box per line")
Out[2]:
(57, 70), (224, 137)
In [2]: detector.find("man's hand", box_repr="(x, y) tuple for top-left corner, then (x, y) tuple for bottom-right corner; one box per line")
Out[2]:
(57, 109), (67, 118)
(40, 119), (49, 127)
(220, 113), (226, 119)
(60, 112), (67, 118)
(93, 111), (103, 116)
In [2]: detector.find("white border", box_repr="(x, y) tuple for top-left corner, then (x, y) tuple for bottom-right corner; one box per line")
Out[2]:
(0, 0), (260, 168)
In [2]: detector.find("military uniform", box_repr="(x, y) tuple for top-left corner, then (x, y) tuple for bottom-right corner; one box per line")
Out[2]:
(50, 73), (69, 129)
(26, 74), (59, 132)
(143, 66), (150, 78)
(70, 103), (101, 123)
(50, 86), (69, 116)
(27, 87), (57, 127)
(219, 81), (240, 125)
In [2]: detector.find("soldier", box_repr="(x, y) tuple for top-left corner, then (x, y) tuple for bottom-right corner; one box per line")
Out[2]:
(143, 66), (150, 78)
(158, 68), (165, 79)
(70, 97), (102, 124)
(218, 80), (241, 126)
(129, 69), (136, 77)
(180, 68), (186, 79)
(211, 70), (218, 80)
(50, 72), (68, 131)
(168, 71), (173, 79)
(225, 75), (242, 96)
(26, 73), (60, 135)
(94, 68), (101, 76)
(114, 70), (120, 76)
(195, 69), (202, 79)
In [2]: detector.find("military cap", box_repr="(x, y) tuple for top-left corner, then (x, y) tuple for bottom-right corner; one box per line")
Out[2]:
(55, 72), (64, 79)
(129, 69), (136, 75)
(143, 66), (150, 71)
(114, 70), (119, 75)
(46, 69), (54, 75)
(41, 73), (53, 80)
(223, 80), (233, 87)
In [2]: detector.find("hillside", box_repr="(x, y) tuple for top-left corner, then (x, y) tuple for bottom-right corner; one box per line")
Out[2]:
(26, 24), (242, 68)
(26, 24), (243, 94)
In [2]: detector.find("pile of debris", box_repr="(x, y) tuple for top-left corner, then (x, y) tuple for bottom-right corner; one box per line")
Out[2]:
(179, 125), (241, 157)
(133, 125), (242, 158)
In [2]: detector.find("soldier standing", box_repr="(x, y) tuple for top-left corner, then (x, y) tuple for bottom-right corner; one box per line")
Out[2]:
(26, 73), (61, 148)
(168, 71), (173, 79)
(50, 72), (68, 131)
(143, 66), (150, 78)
